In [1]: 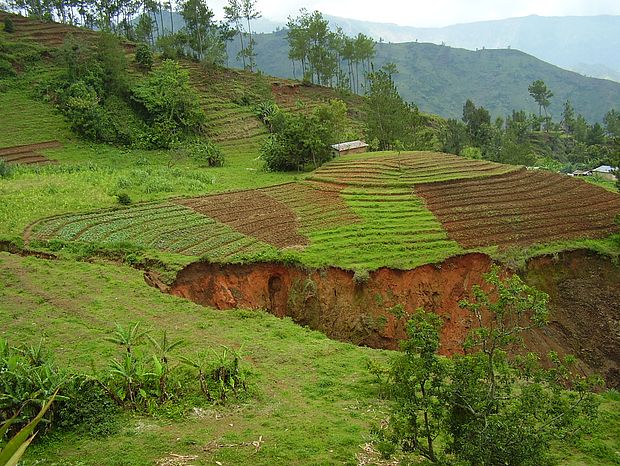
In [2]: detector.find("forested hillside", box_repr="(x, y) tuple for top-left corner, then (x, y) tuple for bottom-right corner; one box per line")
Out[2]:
(226, 29), (620, 122)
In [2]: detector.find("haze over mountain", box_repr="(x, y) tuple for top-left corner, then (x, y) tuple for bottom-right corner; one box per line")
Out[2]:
(249, 14), (620, 83)
(227, 30), (620, 122)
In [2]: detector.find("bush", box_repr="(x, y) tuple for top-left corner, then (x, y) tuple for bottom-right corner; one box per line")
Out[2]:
(0, 57), (15, 77)
(180, 139), (225, 167)
(135, 43), (153, 71)
(116, 192), (131, 205)
(3, 16), (14, 33)
(260, 99), (347, 171)
(0, 160), (13, 178)
(55, 378), (120, 437)
(132, 60), (205, 149)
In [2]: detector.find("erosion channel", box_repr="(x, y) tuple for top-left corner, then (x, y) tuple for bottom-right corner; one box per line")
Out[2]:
(164, 250), (620, 388)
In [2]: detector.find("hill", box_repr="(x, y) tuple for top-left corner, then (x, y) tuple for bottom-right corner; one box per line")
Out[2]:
(1, 14), (620, 464)
(227, 30), (620, 122)
(322, 14), (620, 80)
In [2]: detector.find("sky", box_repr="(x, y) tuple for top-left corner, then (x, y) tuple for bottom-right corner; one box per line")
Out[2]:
(207, 0), (620, 27)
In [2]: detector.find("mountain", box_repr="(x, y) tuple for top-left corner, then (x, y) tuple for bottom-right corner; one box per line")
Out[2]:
(227, 30), (620, 122)
(324, 14), (620, 83)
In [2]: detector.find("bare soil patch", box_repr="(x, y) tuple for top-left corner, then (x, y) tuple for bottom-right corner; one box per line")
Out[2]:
(175, 190), (308, 248)
(0, 140), (61, 165)
(416, 169), (620, 248)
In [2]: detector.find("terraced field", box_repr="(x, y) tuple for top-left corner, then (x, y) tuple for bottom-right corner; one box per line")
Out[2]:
(416, 168), (620, 247)
(27, 201), (277, 261)
(308, 151), (520, 187)
(26, 151), (620, 269)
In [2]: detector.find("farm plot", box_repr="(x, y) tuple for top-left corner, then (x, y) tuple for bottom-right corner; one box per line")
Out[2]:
(297, 187), (462, 270)
(261, 181), (360, 232)
(416, 169), (620, 248)
(28, 202), (277, 261)
(0, 141), (61, 165)
(175, 189), (308, 248)
(309, 151), (519, 187)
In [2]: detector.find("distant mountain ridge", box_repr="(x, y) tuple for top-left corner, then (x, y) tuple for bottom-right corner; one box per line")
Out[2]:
(252, 14), (620, 83)
(226, 30), (620, 122)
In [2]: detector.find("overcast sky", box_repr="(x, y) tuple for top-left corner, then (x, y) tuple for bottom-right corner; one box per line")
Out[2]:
(207, 0), (620, 27)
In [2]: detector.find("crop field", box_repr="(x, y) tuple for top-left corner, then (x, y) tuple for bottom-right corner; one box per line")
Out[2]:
(27, 201), (278, 261)
(416, 168), (620, 248)
(308, 151), (520, 187)
(24, 151), (620, 270)
(0, 140), (61, 165)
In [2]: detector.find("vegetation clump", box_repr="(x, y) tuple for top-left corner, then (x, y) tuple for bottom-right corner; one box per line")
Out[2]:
(373, 267), (601, 464)
(261, 99), (346, 171)
(3, 16), (14, 33)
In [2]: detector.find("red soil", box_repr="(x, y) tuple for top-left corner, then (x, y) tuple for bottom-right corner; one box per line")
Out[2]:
(175, 190), (308, 248)
(167, 250), (620, 388)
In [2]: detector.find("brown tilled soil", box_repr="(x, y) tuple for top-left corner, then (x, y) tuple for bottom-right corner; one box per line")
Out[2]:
(416, 169), (620, 248)
(261, 181), (359, 230)
(174, 189), (308, 248)
(0, 141), (62, 165)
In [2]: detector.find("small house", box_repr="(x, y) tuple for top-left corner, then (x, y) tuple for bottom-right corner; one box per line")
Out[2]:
(569, 169), (591, 177)
(592, 165), (618, 181)
(331, 140), (369, 157)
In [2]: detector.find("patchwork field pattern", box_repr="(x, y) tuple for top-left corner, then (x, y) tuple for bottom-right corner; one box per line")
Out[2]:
(27, 202), (277, 260)
(26, 152), (620, 269)
(416, 168), (620, 248)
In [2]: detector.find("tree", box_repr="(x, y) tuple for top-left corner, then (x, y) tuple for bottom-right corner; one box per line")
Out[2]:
(376, 267), (601, 464)
(224, 0), (246, 69)
(462, 99), (492, 147)
(439, 119), (467, 155)
(131, 60), (205, 147)
(528, 80), (553, 131)
(561, 100), (575, 134)
(604, 109), (620, 139)
(365, 65), (411, 151)
(241, 0), (260, 71)
(261, 99), (347, 171)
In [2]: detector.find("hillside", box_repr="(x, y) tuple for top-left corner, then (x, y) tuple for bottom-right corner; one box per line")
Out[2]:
(323, 14), (620, 80)
(227, 30), (620, 122)
(1, 14), (620, 465)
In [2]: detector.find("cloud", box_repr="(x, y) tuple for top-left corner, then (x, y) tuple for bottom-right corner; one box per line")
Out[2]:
(208, 0), (620, 27)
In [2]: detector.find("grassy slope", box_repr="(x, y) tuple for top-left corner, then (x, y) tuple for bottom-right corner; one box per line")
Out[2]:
(0, 252), (387, 465)
(1, 253), (619, 466)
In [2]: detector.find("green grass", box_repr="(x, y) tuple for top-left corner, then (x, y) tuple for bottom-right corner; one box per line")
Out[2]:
(298, 187), (463, 269)
(0, 86), (301, 243)
(0, 252), (388, 465)
(1, 252), (618, 465)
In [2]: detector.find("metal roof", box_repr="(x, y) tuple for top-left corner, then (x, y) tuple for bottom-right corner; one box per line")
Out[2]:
(331, 140), (369, 151)
(592, 165), (616, 173)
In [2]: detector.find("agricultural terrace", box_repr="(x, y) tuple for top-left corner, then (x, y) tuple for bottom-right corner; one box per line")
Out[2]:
(28, 151), (619, 270)
(416, 169), (620, 248)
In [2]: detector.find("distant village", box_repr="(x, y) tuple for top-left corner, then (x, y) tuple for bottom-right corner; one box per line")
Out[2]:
(570, 165), (618, 181)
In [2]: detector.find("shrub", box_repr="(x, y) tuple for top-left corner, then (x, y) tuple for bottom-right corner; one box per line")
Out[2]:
(116, 192), (131, 205)
(135, 43), (153, 71)
(3, 16), (14, 33)
(132, 60), (205, 149)
(180, 139), (225, 167)
(0, 160), (13, 178)
(0, 57), (15, 77)
(261, 100), (347, 171)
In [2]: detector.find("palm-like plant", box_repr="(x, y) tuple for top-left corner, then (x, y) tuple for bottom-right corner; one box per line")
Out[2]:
(146, 331), (183, 401)
(105, 322), (147, 354)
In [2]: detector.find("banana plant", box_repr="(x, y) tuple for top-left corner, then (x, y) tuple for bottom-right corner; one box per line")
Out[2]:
(0, 391), (57, 466)
(146, 331), (184, 402)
